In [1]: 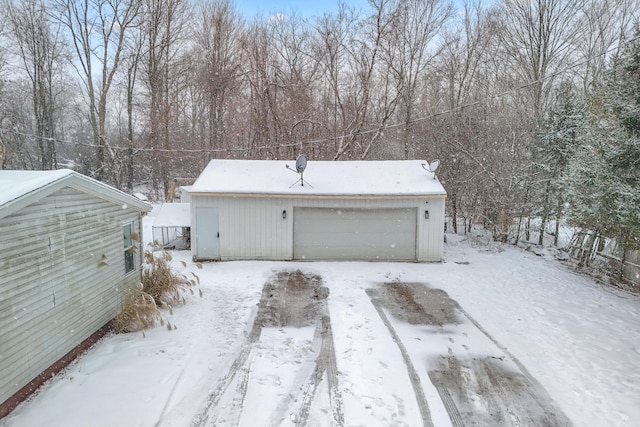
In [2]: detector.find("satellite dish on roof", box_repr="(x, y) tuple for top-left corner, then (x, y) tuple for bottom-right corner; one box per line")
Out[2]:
(286, 154), (313, 188)
(295, 154), (307, 173)
(421, 159), (440, 180)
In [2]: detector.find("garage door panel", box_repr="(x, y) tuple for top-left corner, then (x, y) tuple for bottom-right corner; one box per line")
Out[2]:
(293, 207), (417, 261)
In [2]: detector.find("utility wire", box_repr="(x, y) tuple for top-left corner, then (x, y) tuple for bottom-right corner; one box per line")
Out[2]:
(2, 33), (637, 156)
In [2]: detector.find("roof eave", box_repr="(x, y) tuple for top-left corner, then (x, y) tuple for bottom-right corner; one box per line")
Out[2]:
(188, 191), (447, 199)
(66, 173), (152, 212)
(0, 172), (152, 221)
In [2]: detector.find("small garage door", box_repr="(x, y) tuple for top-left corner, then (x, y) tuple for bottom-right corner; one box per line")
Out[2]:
(293, 207), (417, 261)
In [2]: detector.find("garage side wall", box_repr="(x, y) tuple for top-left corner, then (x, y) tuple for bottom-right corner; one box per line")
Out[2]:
(0, 187), (143, 408)
(191, 194), (446, 262)
(419, 197), (445, 262)
(191, 195), (292, 260)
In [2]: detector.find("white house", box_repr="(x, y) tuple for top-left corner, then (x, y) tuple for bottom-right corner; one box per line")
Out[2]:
(0, 170), (151, 418)
(188, 159), (447, 262)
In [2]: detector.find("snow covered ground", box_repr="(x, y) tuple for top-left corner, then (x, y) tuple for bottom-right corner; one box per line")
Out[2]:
(2, 230), (639, 426)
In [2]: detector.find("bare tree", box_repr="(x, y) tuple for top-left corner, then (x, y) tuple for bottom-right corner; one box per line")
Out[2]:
(497, 0), (586, 121)
(241, 18), (281, 157)
(119, 26), (144, 191)
(55, 0), (140, 181)
(194, 0), (243, 158)
(0, 22), (9, 169)
(387, 0), (452, 159)
(0, 137), (5, 169)
(270, 12), (326, 158)
(0, 81), (41, 169)
(576, 0), (637, 94)
(430, 1), (495, 233)
(315, 3), (357, 157)
(5, 0), (65, 170)
(438, 1), (494, 111)
(142, 0), (189, 197)
(318, 0), (399, 160)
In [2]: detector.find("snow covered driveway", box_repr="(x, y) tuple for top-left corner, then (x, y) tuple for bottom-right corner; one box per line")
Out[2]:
(2, 236), (639, 426)
(194, 271), (569, 426)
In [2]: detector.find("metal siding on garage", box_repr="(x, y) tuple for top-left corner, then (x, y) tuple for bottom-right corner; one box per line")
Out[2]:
(293, 207), (417, 261)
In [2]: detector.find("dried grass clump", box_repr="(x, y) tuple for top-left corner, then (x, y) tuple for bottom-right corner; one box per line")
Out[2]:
(114, 248), (201, 333)
(112, 289), (162, 333)
(142, 250), (193, 307)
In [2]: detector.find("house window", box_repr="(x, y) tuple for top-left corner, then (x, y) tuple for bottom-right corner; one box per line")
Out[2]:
(123, 223), (135, 274)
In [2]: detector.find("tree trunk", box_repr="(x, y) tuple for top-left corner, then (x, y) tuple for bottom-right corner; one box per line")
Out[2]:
(451, 193), (458, 234)
(126, 71), (135, 191)
(538, 180), (552, 245)
(554, 197), (563, 247)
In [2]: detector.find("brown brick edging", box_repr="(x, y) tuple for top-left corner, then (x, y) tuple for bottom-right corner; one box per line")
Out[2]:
(0, 322), (113, 419)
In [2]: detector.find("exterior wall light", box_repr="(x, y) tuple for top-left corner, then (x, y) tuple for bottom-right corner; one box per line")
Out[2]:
(424, 210), (429, 220)
(282, 210), (287, 219)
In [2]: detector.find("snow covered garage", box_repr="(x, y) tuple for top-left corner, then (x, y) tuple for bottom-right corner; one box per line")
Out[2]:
(189, 159), (446, 262)
(0, 170), (151, 417)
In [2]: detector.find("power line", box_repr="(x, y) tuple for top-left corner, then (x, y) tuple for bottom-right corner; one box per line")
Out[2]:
(2, 33), (637, 156)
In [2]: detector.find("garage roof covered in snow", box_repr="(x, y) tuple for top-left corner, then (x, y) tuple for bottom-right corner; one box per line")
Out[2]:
(189, 160), (447, 197)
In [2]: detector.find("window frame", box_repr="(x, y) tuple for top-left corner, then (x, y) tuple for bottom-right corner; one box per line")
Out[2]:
(123, 222), (136, 275)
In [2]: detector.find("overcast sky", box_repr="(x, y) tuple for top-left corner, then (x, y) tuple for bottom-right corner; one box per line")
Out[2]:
(234, 0), (371, 19)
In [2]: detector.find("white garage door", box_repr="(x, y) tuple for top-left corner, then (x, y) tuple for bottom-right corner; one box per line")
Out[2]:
(293, 207), (417, 261)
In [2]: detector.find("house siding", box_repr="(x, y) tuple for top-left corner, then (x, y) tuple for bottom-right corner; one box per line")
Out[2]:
(0, 187), (143, 407)
(191, 194), (445, 262)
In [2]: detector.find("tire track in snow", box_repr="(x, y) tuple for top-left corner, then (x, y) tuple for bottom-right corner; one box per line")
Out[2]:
(454, 303), (538, 386)
(192, 309), (263, 426)
(225, 352), (255, 426)
(322, 315), (344, 426)
(432, 386), (464, 427)
(452, 305), (572, 426)
(366, 289), (435, 427)
(366, 282), (571, 426)
(194, 270), (343, 426)
(268, 325), (324, 426)
(296, 315), (343, 426)
(429, 356), (573, 426)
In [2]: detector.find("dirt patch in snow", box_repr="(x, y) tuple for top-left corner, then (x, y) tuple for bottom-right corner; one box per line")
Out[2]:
(367, 282), (459, 326)
(256, 270), (329, 328)
(429, 356), (573, 426)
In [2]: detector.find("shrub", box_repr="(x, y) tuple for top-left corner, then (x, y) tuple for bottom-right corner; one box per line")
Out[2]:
(112, 288), (162, 333)
(113, 247), (200, 333)
(142, 250), (192, 308)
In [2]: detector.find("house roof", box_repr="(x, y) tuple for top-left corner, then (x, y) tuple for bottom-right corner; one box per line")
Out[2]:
(0, 169), (74, 207)
(190, 160), (447, 197)
(0, 169), (152, 220)
(152, 203), (190, 228)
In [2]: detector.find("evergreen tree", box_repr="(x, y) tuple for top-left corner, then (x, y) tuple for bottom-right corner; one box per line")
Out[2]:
(537, 82), (584, 245)
(563, 30), (640, 253)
